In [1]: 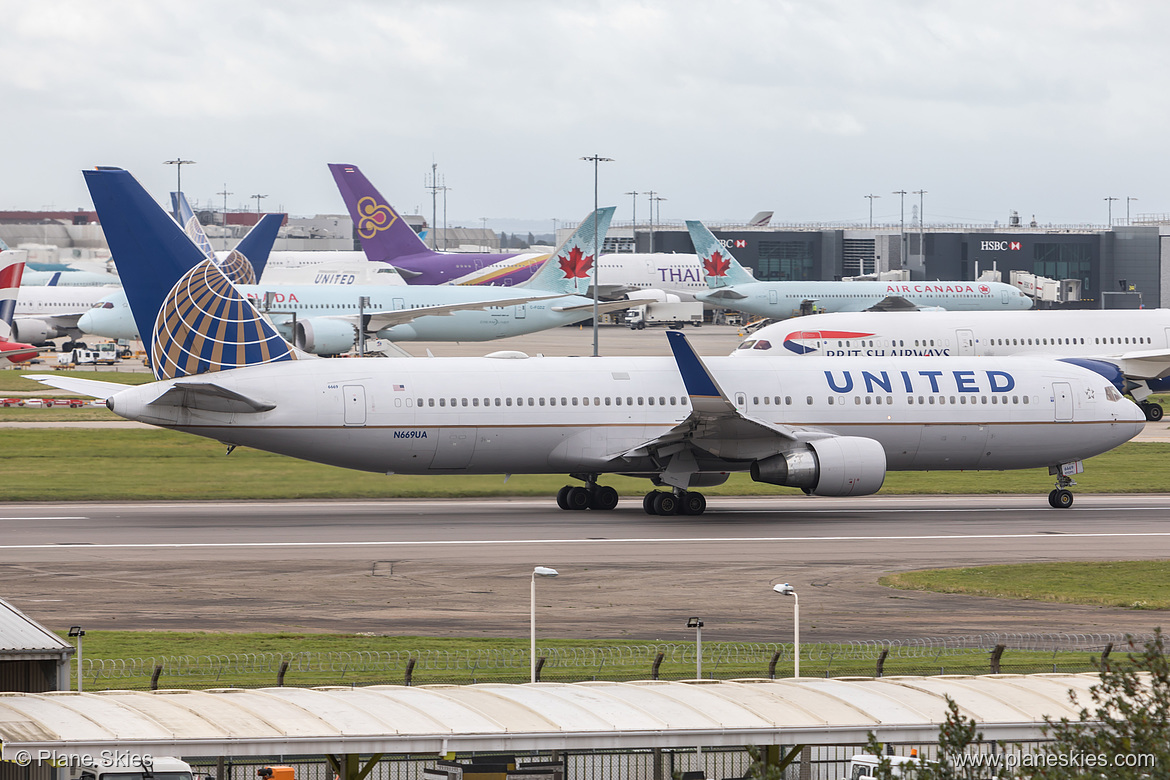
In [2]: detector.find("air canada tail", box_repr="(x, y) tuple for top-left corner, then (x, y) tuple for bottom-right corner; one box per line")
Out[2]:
(329, 163), (431, 262)
(522, 206), (616, 295)
(84, 168), (295, 381)
(685, 220), (756, 288)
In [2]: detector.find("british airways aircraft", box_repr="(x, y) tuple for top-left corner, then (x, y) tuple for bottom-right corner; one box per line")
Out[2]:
(30, 168), (1146, 514)
(732, 308), (1170, 421)
(687, 221), (1034, 317)
(75, 169), (637, 353)
(0, 251), (40, 365)
(330, 164), (549, 287)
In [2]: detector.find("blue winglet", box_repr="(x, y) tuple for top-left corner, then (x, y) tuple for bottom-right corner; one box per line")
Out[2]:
(666, 330), (724, 401)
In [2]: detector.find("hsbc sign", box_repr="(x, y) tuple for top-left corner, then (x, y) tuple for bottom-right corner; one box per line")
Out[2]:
(719, 239), (747, 249)
(980, 240), (1023, 251)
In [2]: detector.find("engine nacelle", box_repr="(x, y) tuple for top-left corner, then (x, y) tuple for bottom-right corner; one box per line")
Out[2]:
(628, 288), (681, 305)
(11, 319), (60, 345)
(750, 436), (886, 497)
(293, 318), (358, 355)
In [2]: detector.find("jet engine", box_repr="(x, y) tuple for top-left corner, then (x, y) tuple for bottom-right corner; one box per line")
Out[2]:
(628, 289), (681, 305)
(750, 436), (886, 496)
(11, 319), (61, 345)
(293, 318), (359, 355)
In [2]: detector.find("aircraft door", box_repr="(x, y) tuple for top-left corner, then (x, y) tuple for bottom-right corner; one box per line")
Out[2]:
(956, 329), (975, 355)
(430, 428), (478, 468)
(768, 290), (779, 306)
(1053, 381), (1073, 421)
(735, 392), (747, 412)
(516, 304), (526, 319)
(343, 385), (367, 426)
(393, 298), (404, 310)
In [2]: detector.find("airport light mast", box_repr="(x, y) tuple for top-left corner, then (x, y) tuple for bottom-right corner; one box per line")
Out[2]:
(913, 190), (927, 272)
(624, 190), (640, 248)
(1104, 196), (1118, 227)
(217, 184), (233, 229)
(581, 154), (613, 357)
(251, 194), (267, 214)
(1127, 196), (1139, 225)
(163, 158), (195, 197)
(893, 190), (907, 273)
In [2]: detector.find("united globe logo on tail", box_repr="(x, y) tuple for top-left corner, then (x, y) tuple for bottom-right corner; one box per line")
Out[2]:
(783, 330), (874, 355)
(356, 196), (398, 239)
(151, 260), (295, 381)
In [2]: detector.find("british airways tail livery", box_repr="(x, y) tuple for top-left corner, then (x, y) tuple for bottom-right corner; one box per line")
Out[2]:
(733, 308), (1170, 421)
(0, 251), (41, 364)
(31, 177), (1145, 513)
(329, 163), (549, 287)
(686, 220), (1033, 317)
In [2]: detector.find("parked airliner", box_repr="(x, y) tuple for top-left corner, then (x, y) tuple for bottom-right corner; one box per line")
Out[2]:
(687, 221), (1034, 317)
(75, 169), (636, 353)
(732, 308), (1170, 421)
(0, 251), (40, 364)
(30, 167), (1146, 514)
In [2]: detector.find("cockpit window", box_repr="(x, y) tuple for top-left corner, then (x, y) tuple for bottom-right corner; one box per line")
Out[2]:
(736, 340), (756, 350)
(1106, 386), (1123, 402)
(91, 301), (115, 309)
(752, 340), (772, 351)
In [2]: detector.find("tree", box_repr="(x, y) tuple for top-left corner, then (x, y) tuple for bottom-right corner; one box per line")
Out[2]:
(865, 696), (1009, 779)
(1023, 630), (1170, 779)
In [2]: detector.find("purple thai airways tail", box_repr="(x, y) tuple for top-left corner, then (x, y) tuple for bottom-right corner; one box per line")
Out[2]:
(329, 163), (430, 263)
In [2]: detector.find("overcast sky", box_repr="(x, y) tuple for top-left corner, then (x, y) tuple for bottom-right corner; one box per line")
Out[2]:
(3, 1), (1167, 231)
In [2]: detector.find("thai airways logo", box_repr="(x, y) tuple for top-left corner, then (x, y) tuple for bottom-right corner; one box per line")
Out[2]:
(557, 245), (594, 279)
(783, 330), (874, 355)
(356, 196), (398, 239)
(978, 284), (990, 294)
(703, 251), (731, 278)
(152, 259), (295, 381)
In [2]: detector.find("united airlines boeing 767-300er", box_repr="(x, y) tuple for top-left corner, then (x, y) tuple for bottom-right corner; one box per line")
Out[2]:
(687, 221), (1033, 317)
(28, 167), (1145, 513)
(734, 309), (1170, 421)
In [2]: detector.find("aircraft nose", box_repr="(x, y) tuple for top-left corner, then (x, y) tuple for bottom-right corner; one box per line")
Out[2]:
(77, 310), (95, 333)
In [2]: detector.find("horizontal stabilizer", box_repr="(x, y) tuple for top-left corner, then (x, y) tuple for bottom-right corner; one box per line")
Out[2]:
(21, 374), (129, 399)
(148, 382), (276, 413)
(550, 299), (638, 315)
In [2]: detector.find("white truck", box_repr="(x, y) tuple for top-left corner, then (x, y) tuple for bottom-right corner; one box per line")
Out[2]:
(71, 755), (194, 780)
(623, 300), (703, 330)
(844, 753), (924, 778)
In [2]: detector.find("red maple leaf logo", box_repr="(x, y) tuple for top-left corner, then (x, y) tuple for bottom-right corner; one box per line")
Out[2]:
(557, 246), (594, 279)
(979, 284), (990, 294)
(704, 251), (730, 278)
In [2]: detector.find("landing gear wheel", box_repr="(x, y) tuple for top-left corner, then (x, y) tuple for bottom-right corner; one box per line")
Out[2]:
(1053, 489), (1074, 509)
(1143, 402), (1164, 422)
(589, 485), (619, 511)
(679, 491), (707, 515)
(643, 491), (659, 515)
(556, 485), (572, 510)
(652, 491), (680, 515)
(564, 486), (591, 510)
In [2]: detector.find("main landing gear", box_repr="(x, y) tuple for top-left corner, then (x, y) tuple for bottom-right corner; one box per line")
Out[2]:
(555, 480), (619, 511)
(1139, 401), (1164, 422)
(643, 489), (707, 516)
(1048, 473), (1075, 509)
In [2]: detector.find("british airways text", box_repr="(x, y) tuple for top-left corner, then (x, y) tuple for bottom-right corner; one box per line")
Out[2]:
(824, 369), (1015, 394)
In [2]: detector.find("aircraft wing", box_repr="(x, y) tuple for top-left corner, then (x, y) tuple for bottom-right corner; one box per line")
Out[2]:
(21, 375), (129, 399)
(364, 294), (562, 330)
(697, 287), (749, 301)
(619, 331), (831, 464)
(549, 299), (640, 314)
(1096, 349), (1170, 380)
(865, 296), (921, 312)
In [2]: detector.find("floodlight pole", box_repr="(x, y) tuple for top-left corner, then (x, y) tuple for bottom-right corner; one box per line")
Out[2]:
(251, 194), (267, 214)
(1104, 196), (1118, 227)
(164, 158), (195, 196)
(581, 155), (613, 357)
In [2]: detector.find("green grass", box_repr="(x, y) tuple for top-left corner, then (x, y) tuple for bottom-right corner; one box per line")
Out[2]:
(0, 369), (152, 391)
(882, 561), (1170, 609)
(2, 429), (1167, 501)
(0, 406), (122, 421)
(62, 631), (1111, 689)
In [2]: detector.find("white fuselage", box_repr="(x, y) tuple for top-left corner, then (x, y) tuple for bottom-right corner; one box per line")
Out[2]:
(107, 354), (1143, 478)
(733, 309), (1170, 358)
(595, 253), (706, 298)
(700, 280), (1033, 318)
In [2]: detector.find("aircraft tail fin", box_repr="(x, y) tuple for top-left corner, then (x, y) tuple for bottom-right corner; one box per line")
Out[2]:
(171, 192), (217, 263)
(85, 168), (296, 381)
(224, 212), (283, 283)
(748, 211), (773, 227)
(0, 249), (26, 336)
(522, 206), (616, 295)
(685, 220), (756, 288)
(328, 163), (430, 262)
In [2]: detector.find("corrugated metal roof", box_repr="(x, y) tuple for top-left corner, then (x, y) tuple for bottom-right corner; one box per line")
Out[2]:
(0, 599), (73, 656)
(0, 675), (1100, 758)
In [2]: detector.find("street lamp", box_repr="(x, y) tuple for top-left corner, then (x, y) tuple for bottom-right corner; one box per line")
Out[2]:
(581, 155), (613, 358)
(772, 583), (799, 677)
(251, 194), (267, 214)
(624, 190), (640, 249)
(217, 184), (233, 228)
(913, 190), (927, 270)
(1127, 196), (1139, 225)
(1105, 196), (1119, 227)
(531, 566), (558, 682)
(865, 194), (880, 229)
(68, 625), (85, 692)
(164, 158), (195, 196)
(893, 190), (907, 271)
(687, 617), (704, 679)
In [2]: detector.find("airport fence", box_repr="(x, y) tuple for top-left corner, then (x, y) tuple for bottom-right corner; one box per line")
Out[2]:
(76, 632), (1143, 691)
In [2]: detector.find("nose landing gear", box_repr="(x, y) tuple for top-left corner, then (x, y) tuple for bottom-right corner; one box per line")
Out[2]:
(1048, 473), (1075, 508)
